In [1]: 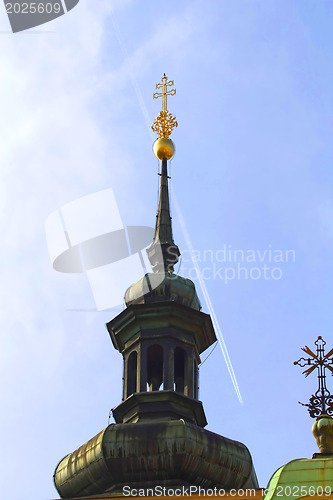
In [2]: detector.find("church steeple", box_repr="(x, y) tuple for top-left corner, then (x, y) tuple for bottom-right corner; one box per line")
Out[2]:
(53, 76), (259, 498)
(147, 74), (180, 273)
(147, 158), (180, 272)
(104, 76), (213, 426)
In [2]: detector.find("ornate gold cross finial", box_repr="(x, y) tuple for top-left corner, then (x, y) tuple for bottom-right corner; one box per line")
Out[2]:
(153, 73), (176, 112)
(152, 73), (178, 139)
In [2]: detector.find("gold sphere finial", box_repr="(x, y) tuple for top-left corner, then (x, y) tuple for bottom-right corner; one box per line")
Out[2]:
(312, 415), (333, 454)
(153, 138), (175, 160)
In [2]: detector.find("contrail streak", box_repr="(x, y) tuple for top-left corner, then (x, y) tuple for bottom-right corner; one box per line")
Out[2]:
(110, 13), (155, 142)
(111, 13), (243, 404)
(172, 194), (243, 404)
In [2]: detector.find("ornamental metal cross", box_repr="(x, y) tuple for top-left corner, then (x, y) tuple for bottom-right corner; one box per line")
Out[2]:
(153, 73), (176, 113)
(152, 74), (178, 139)
(294, 336), (333, 417)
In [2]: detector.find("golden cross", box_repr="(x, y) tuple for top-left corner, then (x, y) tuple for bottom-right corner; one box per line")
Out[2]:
(152, 74), (178, 139)
(153, 73), (176, 113)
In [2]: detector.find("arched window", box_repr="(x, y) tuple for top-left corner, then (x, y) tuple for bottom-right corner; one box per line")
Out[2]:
(126, 351), (137, 397)
(193, 359), (198, 398)
(174, 347), (185, 394)
(147, 344), (163, 391)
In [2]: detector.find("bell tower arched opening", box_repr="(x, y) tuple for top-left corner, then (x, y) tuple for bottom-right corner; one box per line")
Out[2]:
(174, 347), (185, 394)
(147, 344), (163, 391)
(126, 350), (137, 398)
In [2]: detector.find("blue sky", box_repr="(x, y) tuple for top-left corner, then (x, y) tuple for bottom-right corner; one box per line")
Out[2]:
(1, 1), (333, 499)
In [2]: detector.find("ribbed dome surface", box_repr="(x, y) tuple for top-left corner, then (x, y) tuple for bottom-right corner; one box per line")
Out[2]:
(125, 272), (201, 310)
(54, 419), (259, 498)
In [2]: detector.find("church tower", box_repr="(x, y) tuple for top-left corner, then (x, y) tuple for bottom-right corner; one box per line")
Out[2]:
(263, 337), (333, 500)
(53, 75), (259, 497)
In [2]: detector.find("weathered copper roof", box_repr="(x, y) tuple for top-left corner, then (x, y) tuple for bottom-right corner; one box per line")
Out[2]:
(263, 457), (333, 500)
(112, 391), (207, 427)
(54, 419), (258, 498)
(124, 272), (201, 311)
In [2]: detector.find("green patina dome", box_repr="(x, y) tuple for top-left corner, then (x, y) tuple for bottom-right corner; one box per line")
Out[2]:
(263, 457), (333, 500)
(54, 419), (258, 497)
(125, 272), (201, 311)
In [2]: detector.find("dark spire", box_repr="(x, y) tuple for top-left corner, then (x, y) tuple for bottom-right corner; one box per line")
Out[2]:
(147, 157), (180, 273)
